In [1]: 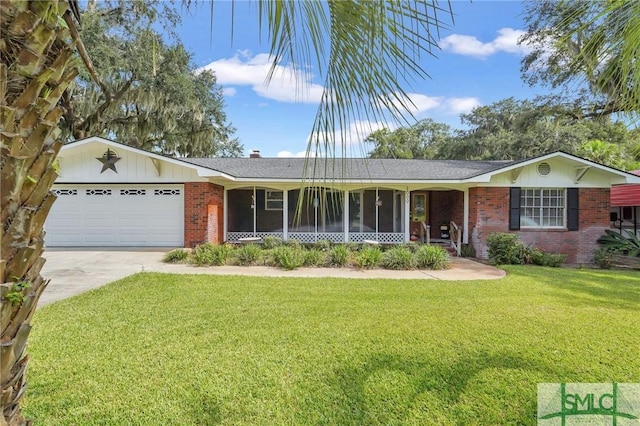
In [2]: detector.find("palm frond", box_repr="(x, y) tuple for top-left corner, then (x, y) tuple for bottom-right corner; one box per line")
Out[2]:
(256, 0), (452, 159)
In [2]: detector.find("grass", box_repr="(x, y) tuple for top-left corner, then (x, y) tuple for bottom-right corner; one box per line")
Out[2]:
(24, 267), (640, 425)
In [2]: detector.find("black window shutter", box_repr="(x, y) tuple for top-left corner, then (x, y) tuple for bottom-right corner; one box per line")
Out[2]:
(509, 187), (521, 230)
(567, 188), (579, 231)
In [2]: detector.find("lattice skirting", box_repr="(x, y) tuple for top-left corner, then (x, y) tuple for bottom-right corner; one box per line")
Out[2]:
(226, 232), (284, 242)
(287, 233), (344, 243)
(226, 232), (405, 244)
(349, 233), (405, 243)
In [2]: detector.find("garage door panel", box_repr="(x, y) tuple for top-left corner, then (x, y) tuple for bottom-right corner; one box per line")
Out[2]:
(149, 229), (182, 243)
(119, 234), (151, 244)
(85, 234), (117, 245)
(46, 185), (184, 247)
(47, 232), (81, 246)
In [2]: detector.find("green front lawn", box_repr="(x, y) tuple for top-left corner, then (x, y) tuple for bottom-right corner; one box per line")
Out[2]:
(25, 267), (640, 425)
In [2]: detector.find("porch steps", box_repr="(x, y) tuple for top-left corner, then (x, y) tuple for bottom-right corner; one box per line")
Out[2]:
(428, 239), (458, 256)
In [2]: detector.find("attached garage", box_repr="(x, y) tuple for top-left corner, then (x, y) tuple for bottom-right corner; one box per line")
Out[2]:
(42, 137), (217, 248)
(46, 184), (184, 247)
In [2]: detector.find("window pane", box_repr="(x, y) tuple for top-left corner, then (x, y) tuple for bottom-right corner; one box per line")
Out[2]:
(520, 188), (565, 228)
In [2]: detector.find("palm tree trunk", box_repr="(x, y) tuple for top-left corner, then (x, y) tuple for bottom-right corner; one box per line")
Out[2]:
(1, 1), (79, 424)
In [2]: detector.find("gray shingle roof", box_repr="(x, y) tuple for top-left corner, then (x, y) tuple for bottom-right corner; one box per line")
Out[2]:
(181, 157), (513, 180)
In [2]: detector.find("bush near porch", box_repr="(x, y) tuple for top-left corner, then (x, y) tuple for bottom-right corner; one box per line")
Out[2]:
(486, 233), (566, 267)
(164, 239), (453, 270)
(24, 267), (640, 424)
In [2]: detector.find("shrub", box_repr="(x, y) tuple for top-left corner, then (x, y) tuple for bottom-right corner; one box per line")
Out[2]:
(163, 248), (189, 263)
(272, 246), (305, 270)
(486, 233), (529, 265)
(382, 246), (415, 270)
(593, 247), (616, 269)
(402, 243), (420, 254)
(303, 249), (324, 267)
(460, 244), (476, 258)
(327, 245), (350, 267)
(344, 242), (360, 253)
(262, 235), (283, 249)
(286, 239), (302, 249)
(313, 239), (333, 252)
(354, 247), (382, 269)
(235, 244), (262, 266)
(191, 243), (216, 265)
(415, 245), (450, 270)
(597, 229), (640, 257)
(530, 249), (566, 267)
(191, 243), (232, 266)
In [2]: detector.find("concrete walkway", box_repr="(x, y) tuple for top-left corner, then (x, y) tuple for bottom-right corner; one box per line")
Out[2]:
(38, 249), (506, 306)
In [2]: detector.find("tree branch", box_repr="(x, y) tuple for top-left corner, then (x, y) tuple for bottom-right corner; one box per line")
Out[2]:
(63, 11), (111, 100)
(74, 77), (134, 139)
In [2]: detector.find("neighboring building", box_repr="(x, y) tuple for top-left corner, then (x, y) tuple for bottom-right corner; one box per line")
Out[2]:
(45, 137), (640, 263)
(610, 170), (640, 238)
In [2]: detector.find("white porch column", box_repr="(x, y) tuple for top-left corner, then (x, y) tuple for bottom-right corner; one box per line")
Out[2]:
(343, 189), (349, 242)
(223, 188), (228, 241)
(463, 187), (469, 244)
(404, 188), (411, 243)
(283, 189), (288, 241)
(375, 187), (379, 240)
(252, 186), (257, 236)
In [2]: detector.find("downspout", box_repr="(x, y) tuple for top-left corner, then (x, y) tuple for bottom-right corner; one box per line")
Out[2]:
(253, 186), (256, 237)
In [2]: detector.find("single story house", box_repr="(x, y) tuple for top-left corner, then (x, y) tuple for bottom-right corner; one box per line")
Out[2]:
(45, 136), (640, 263)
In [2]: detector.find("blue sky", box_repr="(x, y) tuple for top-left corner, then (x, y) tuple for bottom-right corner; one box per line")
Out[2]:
(176, 1), (546, 158)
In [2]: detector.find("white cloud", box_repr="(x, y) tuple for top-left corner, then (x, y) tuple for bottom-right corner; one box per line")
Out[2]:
(394, 93), (443, 114)
(492, 28), (529, 55)
(222, 87), (236, 97)
(444, 97), (481, 115)
(393, 93), (480, 116)
(440, 28), (531, 59)
(307, 120), (395, 157)
(198, 52), (324, 103)
(277, 150), (309, 158)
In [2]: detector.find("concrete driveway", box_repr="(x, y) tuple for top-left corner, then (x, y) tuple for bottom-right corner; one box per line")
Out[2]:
(39, 248), (506, 307)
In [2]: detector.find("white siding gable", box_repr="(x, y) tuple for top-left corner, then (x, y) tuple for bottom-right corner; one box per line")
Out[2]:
(486, 157), (629, 188)
(56, 141), (207, 183)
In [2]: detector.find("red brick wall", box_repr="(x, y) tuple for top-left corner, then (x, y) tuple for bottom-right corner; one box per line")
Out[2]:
(184, 182), (224, 247)
(429, 191), (464, 240)
(469, 187), (610, 264)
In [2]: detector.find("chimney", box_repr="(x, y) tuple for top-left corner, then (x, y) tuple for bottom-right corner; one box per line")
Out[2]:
(250, 150), (261, 158)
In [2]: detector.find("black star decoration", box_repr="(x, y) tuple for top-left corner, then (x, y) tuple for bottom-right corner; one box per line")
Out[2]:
(96, 149), (121, 173)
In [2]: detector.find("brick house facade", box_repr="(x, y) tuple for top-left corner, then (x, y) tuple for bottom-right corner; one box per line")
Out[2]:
(47, 137), (640, 263)
(469, 187), (610, 263)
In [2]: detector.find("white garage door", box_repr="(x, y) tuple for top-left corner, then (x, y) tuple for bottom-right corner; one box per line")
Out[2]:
(46, 184), (184, 247)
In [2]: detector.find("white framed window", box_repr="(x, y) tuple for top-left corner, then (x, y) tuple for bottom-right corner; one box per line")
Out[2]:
(265, 190), (283, 210)
(520, 188), (565, 228)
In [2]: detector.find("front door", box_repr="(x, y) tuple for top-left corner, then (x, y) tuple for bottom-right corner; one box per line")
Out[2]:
(410, 192), (428, 241)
